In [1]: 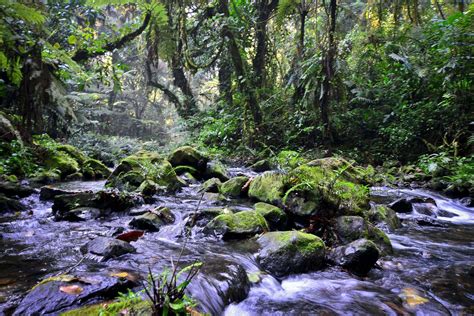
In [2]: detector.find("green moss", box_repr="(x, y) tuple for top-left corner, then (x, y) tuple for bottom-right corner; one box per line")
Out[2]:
(107, 151), (183, 192)
(168, 146), (208, 172)
(82, 158), (111, 179)
(248, 172), (288, 205)
(206, 210), (269, 238)
(45, 151), (80, 177)
(220, 176), (249, 197)
(57, 145), (87, 164)
(254, 202), (287, 229)
(61, 298), (151, 316)
(261, 231), (325, 255)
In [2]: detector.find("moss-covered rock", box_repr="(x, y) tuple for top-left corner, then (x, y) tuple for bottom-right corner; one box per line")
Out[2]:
(220, 176), (249, 197)
(254, 202), (288, 230)
(248, 172), (288, 205)
(136, 179), (165, 196)
(334, 216), (393, 255)
(57, 145), (87, 165)
(205, 160), (230, 181)
(44, 151), (80, 178)
(81, 159), (111, 180)
(329, 238), (379, 276)
(65, 172), (83, 181)
(107, 151), (183, 192)
(201, 178), (222, 193)
(257, 231), (325, 276)
(368, 204), (401, 231)
(29, 169), (62, 185)
(205, 210), (268, 239)
(187, 207), (234, 227)
(307, 157), (375, 185)
(168, 146), (209, 173)
(285, 164), (369, 217)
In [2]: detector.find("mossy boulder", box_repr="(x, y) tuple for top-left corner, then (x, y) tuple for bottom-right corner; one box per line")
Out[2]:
(187, 207), (234, 227)
(57, 145), (87, 165)
(205, 210), (268, 239)
(81, 159), (111, 180)
(257, 231), (326, 276)
(368, 205), (401, 231)
(285, 164), (369, 217)
(334, 216), (392, 255)
(107, 151), (183, 192)
(29, 169), (61, 185)
(307, 157), (375, 185)
(254, 202), (288, 230)
(201, 178), (222, 193)
(168, 146), (209, 173)
(205, 161), (230, 181)
(44, 151), (80, 178)
(220, 176), (249, 197)
(136, 180), (165, 197)
(329, 238), (380, 276)
(248, 172), (288, 205)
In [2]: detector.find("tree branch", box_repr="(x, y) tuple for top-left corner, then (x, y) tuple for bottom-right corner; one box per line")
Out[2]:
(72, 12), (151, 62)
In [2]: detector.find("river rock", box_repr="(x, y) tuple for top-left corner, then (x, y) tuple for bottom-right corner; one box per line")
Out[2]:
(129, 211), (164, 232)
(0, 194), (27, 213)
(80, 237), (136, 261)
(334, 216), (392, 255)
(389, 197), (433, 213)
(204, 210), (268, 239)
(40, 185), (82, 200)
(413, 203), (438, 217)
(220, 176), (249, 197)
(329, 238), (380, 276)
(189, 259), (250, 315)
(187, 207), (234, 227)
(168, 146), (209, 173)
(248, 172), (287, 205)
(200, 178), (222, 193)
(257, 231), (326, 277)
(254, 202), (288, 230)
(0, 181), (34, 198)
(250, 159), (271, 172)
(367, 204), (401, 231)
(13, 271), (137, 315)
(205, 161), (230, 181)
(81, 158), (111, 180)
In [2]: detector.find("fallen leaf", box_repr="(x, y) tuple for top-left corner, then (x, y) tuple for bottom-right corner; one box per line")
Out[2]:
(77, 276), (101, 285)
(115, 230), (144, 242)
(402, 288), (429, 307)
(59, 285), (83, 295)
(109, 272), (129, 278)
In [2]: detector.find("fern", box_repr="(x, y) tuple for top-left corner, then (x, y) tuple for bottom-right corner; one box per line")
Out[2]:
(276, 0), (300, 26)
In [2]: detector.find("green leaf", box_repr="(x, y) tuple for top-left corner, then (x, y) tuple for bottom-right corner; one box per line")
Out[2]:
(68, 35), (77, 45)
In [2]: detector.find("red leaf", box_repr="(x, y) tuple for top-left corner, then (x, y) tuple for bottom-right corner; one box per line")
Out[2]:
(115, 230), (144, 242)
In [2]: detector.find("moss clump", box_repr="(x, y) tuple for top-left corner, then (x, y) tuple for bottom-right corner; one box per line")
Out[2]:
(307, 157), (375, 185)
(44, 151), (80, 177)
(220, 176), (249, 197)
(82, 158), (111, 180)
(201, 178), (222, 193)
(254, 202), (287, 230)
(205, 210), (269, 239)
(57, 145), (87, 165)
(107, 151), (183, 192)
(248, 172), (288, 205)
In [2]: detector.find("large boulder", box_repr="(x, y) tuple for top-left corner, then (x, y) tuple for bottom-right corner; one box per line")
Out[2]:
(80, 237), (136, 261)
(200, 178), (222, 193)
(220, 176), (249, 197)
(205, 210), (268, 239)
(13, 271), (138, 315)
(248, 172), (288, 205)
(40, 185), (83, 200)
(0, 181), (34, 198)
(44, 150), (80, 178)
(334, 216), (392, 255)
(254, 202), (288, 230)
(107, 151), (183, 192)
(257, 231), (326, 277)
(329, 238), (380, 276)
(168, 146), (209, 173)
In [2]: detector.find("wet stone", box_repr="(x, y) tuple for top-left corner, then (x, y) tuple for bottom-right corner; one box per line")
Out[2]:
(129, 211), (164, 232)
(80, 237), (136, 261)
(329, 238), (380, 276)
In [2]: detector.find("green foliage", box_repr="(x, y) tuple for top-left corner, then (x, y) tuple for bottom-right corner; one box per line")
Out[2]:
(0, 140), (38, 176)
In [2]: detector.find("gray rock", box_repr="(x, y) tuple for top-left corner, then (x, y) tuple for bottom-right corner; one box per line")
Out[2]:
(80, 237), (136, 261)
(129, 211), (164, 232)
(329, 238), (379, 276)
(0, 194), (26, 213)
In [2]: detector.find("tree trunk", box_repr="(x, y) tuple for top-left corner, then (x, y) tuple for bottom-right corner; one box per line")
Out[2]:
(218, 50), (233, 108)
(316, 0), (336, 147)
(292, 5), (308, 105)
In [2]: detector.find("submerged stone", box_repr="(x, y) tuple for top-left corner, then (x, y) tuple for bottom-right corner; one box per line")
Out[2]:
(257, 231), (326, 276)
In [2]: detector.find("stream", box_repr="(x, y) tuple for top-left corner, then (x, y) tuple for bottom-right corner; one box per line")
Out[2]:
(0, 168), (473, 315)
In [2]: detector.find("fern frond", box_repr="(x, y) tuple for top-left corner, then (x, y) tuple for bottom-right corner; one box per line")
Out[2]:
(276, 0), (299, 26)
(1, 1), (45, 25)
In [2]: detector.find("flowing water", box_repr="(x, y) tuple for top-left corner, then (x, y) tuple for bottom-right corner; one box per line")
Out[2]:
(0, 171), (473, 315)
